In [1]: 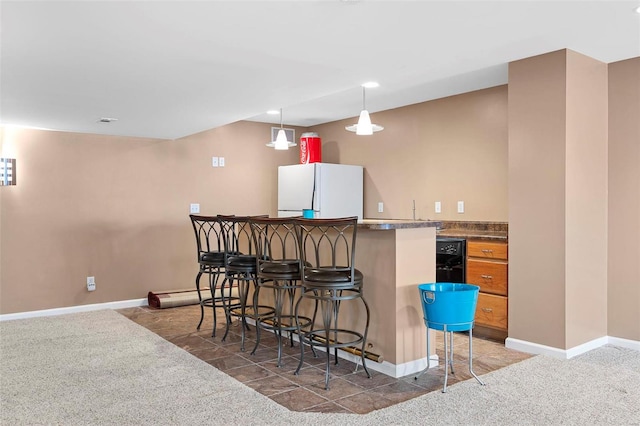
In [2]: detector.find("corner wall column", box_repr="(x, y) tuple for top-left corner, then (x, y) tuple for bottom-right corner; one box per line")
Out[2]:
(507, 49), (608, 352)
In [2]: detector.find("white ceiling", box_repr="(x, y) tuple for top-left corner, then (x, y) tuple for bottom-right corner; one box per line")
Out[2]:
(1, 1), (639, 140)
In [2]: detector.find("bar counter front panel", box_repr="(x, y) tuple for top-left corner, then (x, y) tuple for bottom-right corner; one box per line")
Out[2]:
(355, 220), (439, 378)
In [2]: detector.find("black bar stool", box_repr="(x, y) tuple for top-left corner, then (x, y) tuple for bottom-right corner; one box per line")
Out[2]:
(249, 217), (313, 367)
(218, 215), (274, 351)
(189, 214), (239, 337)
(293, 216), (371, 390)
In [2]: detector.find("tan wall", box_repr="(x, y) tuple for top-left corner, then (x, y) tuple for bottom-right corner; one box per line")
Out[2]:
(564, 50), (608, 347)
(508, 49), (609, 350)
(508, 50), (568, 349)
(309, 86), (509, 222)
(608, 57), (640, 341)
(0, 122), (300, 314)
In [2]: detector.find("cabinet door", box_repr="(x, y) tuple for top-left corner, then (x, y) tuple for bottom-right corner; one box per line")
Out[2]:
(475, 293), (508, 330)
(467, 259), (508, 296)
(467, 241), (508, 260)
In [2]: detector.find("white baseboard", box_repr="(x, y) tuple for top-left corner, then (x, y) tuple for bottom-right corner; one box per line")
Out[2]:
(377, 354), (439, 378)
(0, 298), (148, 322)
(608, 336), (640, 351)
(506, 335), (640, 359)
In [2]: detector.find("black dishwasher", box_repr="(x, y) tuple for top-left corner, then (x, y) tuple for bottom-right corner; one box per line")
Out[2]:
(435, 237), (466, 283)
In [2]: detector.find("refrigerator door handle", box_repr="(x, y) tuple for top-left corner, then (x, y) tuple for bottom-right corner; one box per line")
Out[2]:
(311, 164), (317, 210)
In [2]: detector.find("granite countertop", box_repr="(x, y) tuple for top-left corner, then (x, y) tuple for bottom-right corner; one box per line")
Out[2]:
(358, 219), (442, 230)
(436, 220), (508, 241)
(436, 229), (508, 241)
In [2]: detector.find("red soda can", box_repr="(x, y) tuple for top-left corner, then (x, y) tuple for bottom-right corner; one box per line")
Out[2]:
(300, 132), (322, 164)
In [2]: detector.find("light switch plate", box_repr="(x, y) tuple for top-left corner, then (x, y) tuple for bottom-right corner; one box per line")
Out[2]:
(457, 201), (464, 213)
(378, 202), (384, 213)
(219, 157), (225, 167)
(435, 201), (442, 213)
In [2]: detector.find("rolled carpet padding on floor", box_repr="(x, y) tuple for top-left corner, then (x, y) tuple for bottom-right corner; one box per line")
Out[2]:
(147, 289), (212, 309)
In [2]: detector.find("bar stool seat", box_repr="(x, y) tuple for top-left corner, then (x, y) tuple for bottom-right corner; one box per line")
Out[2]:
(200, 251), (225, 264)
(303, 269), (363, 287)
(260, 259), (300, 275)
(227, 254), (258, 269)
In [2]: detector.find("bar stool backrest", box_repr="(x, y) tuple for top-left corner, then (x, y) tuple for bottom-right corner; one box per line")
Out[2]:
(294, 217), (359, 287)
(189, 214), (225, 267)
(218, 215), (268, 263)
(249, 217), (301, 265)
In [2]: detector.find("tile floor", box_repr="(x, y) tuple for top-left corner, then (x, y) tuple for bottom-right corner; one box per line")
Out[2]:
(117, 305), (532, 414)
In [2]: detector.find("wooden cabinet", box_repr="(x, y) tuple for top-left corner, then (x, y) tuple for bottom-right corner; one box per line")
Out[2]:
(475, 293), (508, 331)
(466, 240), (508, 337)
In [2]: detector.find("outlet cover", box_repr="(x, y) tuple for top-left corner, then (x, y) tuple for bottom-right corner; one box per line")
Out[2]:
(435, 201), (442, 213)
(457, 201), (465, 213)
(87, 276), (96, 291)
(190, 203), (200, 214)
(378, 202), (384, 213)
(219, 157), (225, 167)
(212, 157), (219, 167)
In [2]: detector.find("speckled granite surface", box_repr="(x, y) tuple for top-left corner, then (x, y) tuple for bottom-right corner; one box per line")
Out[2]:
(358, 219), (442, 230)
(355, 219), (506, 238)
(436, 220), (508, 241)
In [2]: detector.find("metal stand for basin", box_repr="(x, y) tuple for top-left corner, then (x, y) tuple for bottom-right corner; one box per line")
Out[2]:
(414, 322), (485, 393)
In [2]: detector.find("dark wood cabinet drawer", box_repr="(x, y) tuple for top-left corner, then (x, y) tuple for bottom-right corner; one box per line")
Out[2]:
(467, 241), (508, 260)
(475, 293), (508, 331)
(467, 259), (508, 296)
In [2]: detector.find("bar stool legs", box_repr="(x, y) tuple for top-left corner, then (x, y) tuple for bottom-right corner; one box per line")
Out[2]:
(195, 270), (207, 331)
(294, 287), (372, 390)
(251, 279), (311, 367)
(195, 265), (235, 338)
(221, 273), (254, 351)
(196, 268), (221, 335)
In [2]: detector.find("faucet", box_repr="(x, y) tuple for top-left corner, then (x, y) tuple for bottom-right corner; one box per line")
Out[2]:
(412, 199), (416, 220)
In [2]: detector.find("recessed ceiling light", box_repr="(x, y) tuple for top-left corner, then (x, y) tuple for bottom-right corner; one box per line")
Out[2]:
(98, 117), (118, 123)
(266, 110), (280, 115)
(362, 82), (379, 88)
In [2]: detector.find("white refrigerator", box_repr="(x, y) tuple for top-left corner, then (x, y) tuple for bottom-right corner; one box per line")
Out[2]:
(277, 163), (363, 220)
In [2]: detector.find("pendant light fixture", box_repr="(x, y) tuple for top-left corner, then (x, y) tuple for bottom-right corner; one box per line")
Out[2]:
(266, 108), (296, 150)
(345, 82), (383, 135)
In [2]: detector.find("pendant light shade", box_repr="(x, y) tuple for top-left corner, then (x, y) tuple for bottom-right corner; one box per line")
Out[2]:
(273, 129), (290, 150)
(266, 108), (297, 150)
(345, 85), (383, 135)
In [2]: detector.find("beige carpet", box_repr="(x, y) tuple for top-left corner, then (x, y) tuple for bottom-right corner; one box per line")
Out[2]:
(1, 310), (638, 425)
